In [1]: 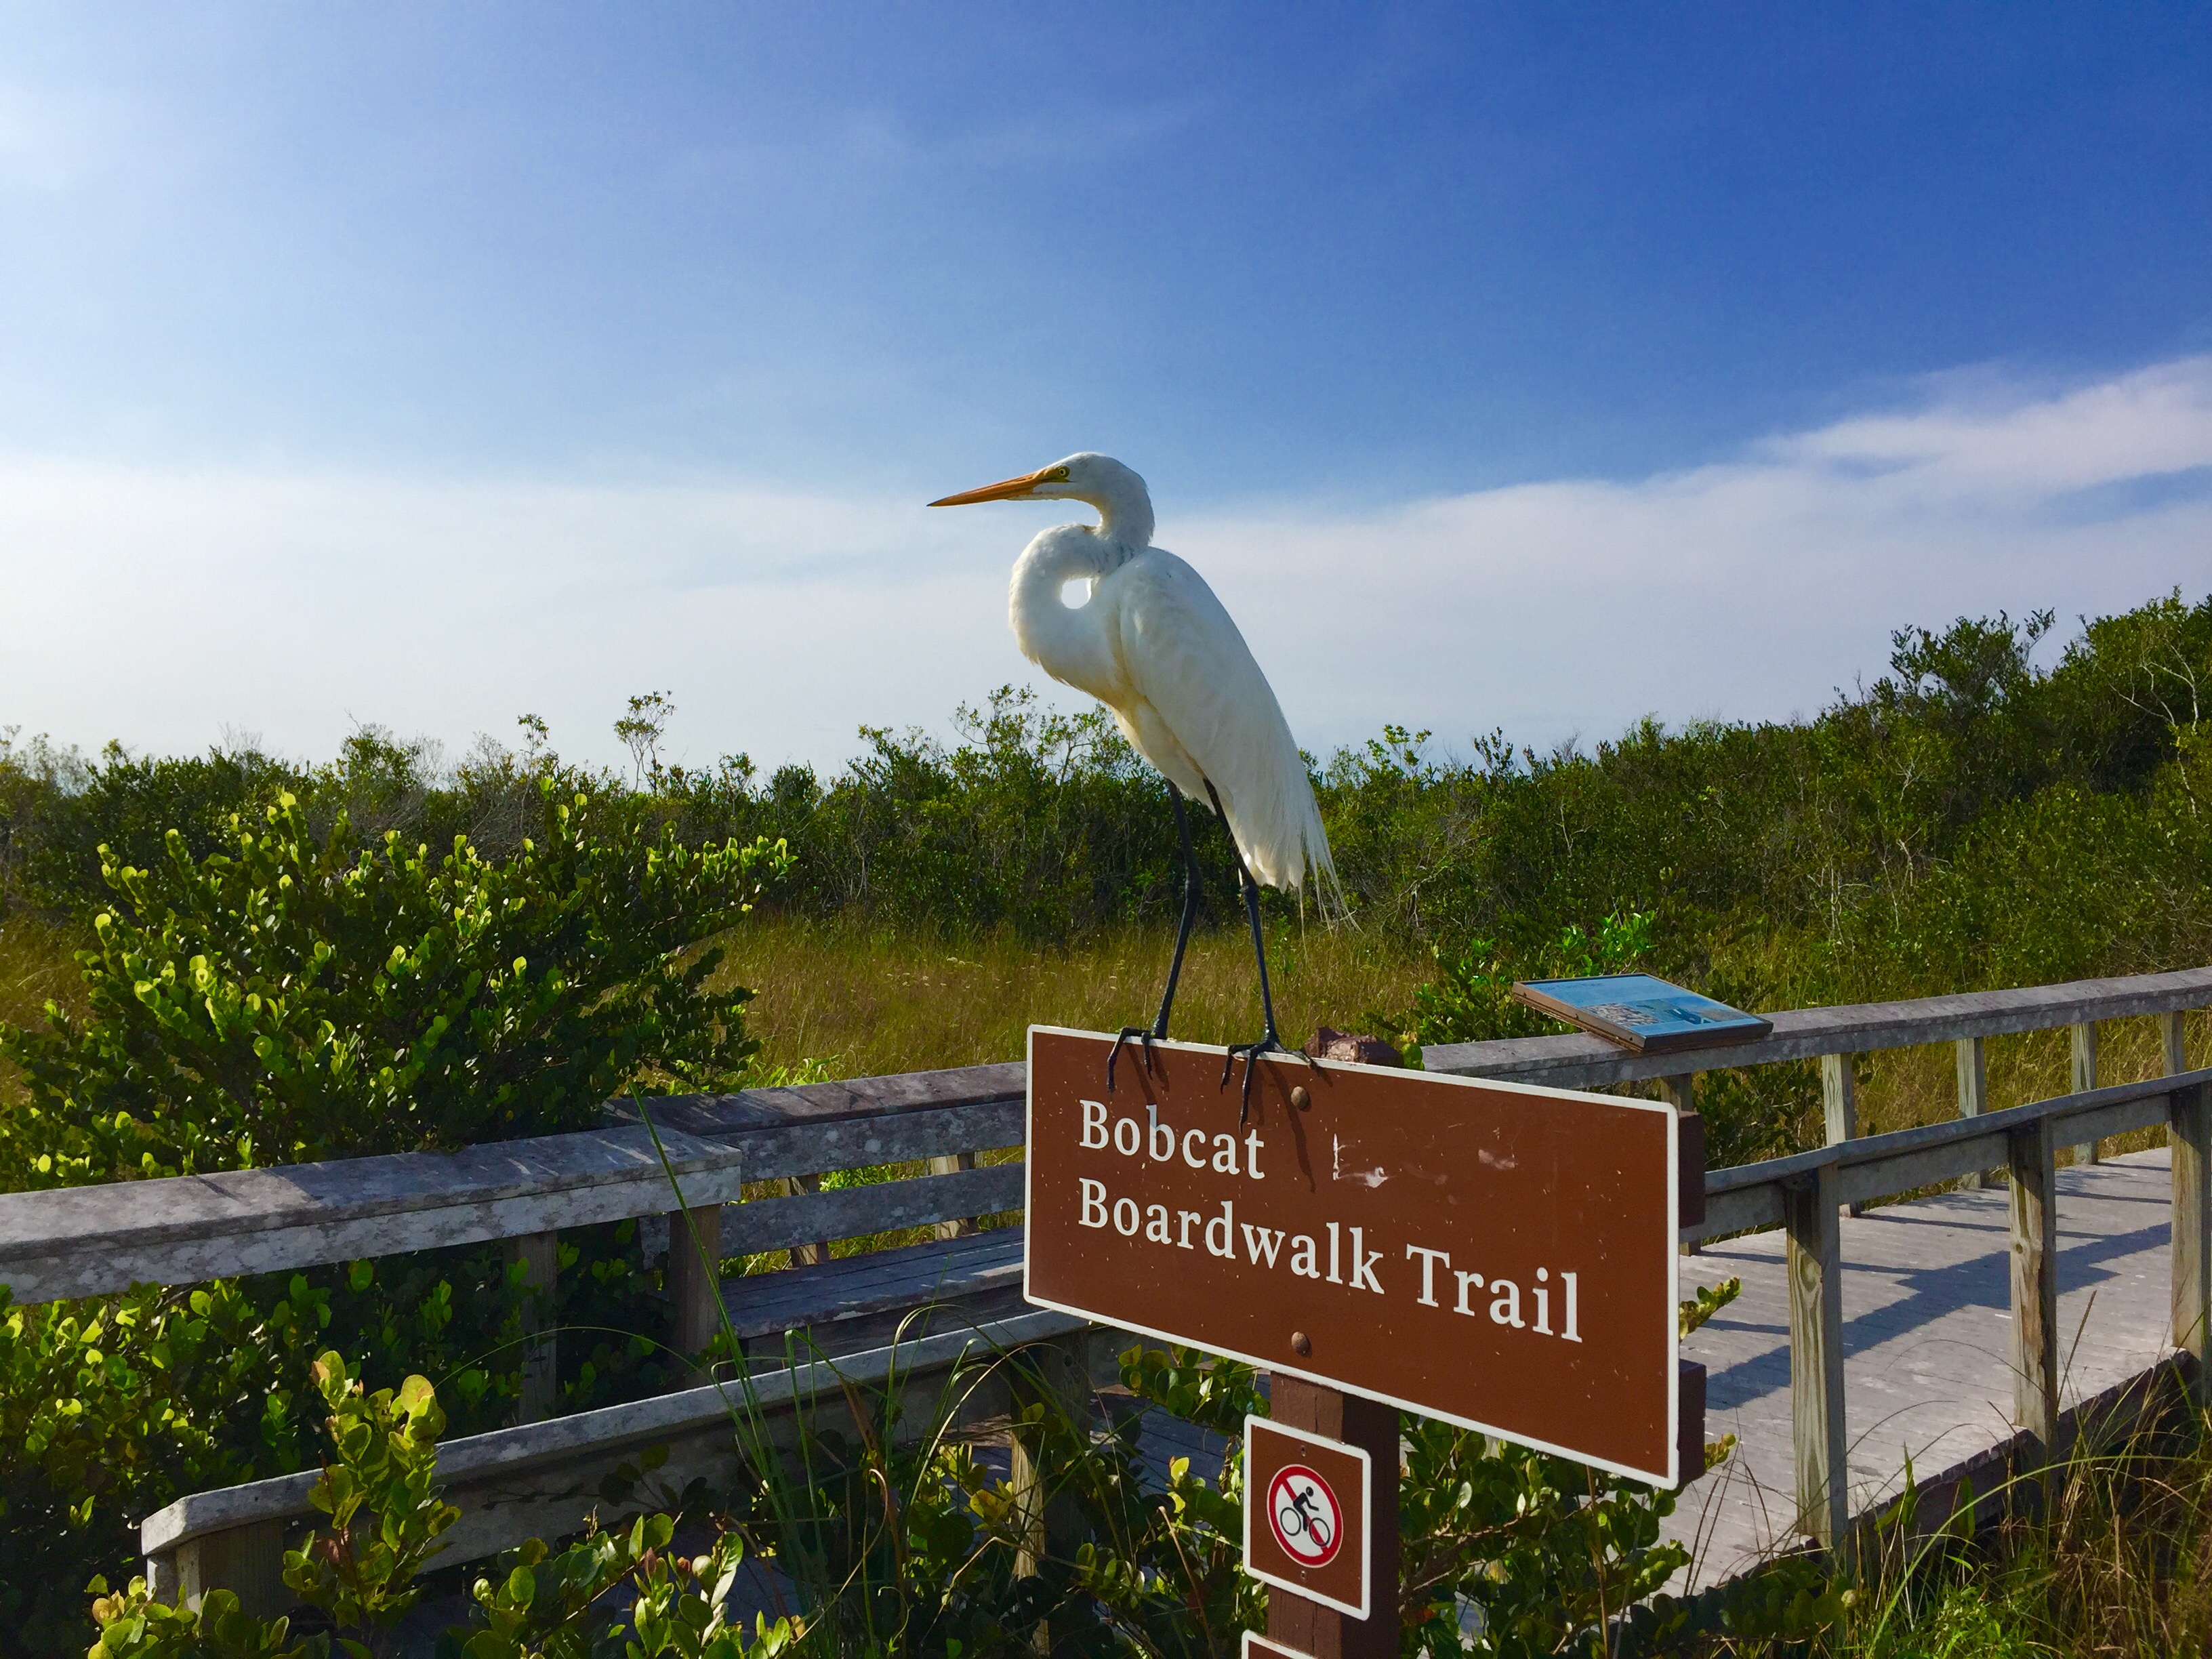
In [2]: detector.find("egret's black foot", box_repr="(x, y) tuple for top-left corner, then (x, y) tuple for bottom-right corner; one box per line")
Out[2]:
(1220, 1032), (1314, 1121)
(1107, 1026), (1159, 1092)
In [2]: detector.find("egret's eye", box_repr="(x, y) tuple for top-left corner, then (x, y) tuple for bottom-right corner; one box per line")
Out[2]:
(1041, 465), (1071, 483)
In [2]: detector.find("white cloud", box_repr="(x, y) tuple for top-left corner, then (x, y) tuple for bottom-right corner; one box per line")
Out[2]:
(1, 358), (2208, 775)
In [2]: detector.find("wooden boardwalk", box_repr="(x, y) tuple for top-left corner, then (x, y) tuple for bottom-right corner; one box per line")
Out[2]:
(1673, 1146), (2177, 1589)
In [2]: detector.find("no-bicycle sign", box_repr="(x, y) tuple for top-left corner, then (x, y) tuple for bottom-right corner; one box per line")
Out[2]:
(1022, 1027), (1684, 1484)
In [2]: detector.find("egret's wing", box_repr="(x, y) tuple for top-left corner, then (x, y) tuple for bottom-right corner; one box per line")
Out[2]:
(1103, 548), (1336, 896)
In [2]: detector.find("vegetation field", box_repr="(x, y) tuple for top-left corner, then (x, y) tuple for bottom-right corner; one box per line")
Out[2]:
(4, 587), (2211, 1656)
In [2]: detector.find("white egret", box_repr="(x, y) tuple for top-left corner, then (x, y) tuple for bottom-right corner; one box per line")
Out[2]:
(929, 453), (1337, 1110)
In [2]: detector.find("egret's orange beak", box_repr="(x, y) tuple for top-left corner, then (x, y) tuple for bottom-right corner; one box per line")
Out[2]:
(928, 469), (1049, 507)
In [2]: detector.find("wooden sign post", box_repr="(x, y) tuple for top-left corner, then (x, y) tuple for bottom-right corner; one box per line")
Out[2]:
(1022, 1026), (1698, 1654)
(1252, 1379), (1398, 1656)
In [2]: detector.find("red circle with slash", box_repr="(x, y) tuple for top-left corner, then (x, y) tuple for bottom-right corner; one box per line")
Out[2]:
(1265, 1463), (1344, 1568)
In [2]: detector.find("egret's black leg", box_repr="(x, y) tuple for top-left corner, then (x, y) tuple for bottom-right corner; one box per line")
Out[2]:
(1206, 781), (1313, 1120)
(1152, 783), (1203, 1036)
(1109, 783), (1204, 1092)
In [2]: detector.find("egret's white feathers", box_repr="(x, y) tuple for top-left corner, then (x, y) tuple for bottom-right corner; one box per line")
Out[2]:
(1001, 455), (1337, 901)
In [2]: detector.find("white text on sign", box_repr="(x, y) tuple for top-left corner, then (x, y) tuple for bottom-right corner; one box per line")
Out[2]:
(1072, 1094), (1582, 1343)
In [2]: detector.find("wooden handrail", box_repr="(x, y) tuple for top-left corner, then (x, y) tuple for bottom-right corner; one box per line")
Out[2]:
(1692, 1069), (2212, 1240)
(1424, 966), (2212, 1087)
(0, 1124), (747, 1306)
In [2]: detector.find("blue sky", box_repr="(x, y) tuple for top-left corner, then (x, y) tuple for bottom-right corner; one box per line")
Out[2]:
(3, 5), (2209, 773)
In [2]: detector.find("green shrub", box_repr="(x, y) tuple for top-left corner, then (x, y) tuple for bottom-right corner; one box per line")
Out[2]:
(87, 1352), (801, 1659)
(0, 787), (786, 1650)
(0, 783), (786, 1184)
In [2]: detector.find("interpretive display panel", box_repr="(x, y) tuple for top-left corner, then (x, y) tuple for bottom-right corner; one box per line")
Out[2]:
(1511, 972), (1771, 1053)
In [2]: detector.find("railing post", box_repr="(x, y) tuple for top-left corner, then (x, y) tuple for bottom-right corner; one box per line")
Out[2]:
(1662, 1074), (1697, 1254)
(1008, 1330), (1093, 1586)
(2007, 1117), (2059, 1447)
(175, 1521), (289, 1618)
(2070, 1021), (2100, 1166)
(1822, 1053), (1862, 1216)
(666, 1203), (724, 1382)
(931, 1152), (979, 1239)
(1784, 1167), (1847, 1549)
(503, 1230), (560, 1424)
(1955, 1036), (1989, 1190)
(2165, 1010), (2190, 1079)
(779, 1174), (827, 1266)
(2171, 1080), (2211, 1406)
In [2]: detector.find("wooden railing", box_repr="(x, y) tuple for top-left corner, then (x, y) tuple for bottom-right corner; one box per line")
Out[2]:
(1433, 964), (2212, 1547)
(0, 967), (2205, 1601)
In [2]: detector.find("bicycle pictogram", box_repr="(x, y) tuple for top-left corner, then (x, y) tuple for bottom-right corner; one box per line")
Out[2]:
(1265, 1463), (1343, 1568)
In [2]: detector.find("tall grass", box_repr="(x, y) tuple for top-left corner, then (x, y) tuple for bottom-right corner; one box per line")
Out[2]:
(1798, 1387), (2212, 1658)
(718, 914), (1429, 1081)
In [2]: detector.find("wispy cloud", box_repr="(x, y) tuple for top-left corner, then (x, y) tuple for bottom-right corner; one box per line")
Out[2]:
(2, 358), (2207, 773)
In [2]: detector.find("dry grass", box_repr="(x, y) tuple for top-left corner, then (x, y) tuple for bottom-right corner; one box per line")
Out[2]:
(716, 914), (1429, 1080)
(0, 912), (82, 1105)
(1852, 1012), (2209, 1167)
(1828, 1395), (2212, 1657)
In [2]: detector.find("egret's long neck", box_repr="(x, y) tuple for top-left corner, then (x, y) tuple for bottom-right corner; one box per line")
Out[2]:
(1084, 474), (1154, 550)
(1009, 529), (1121, 698)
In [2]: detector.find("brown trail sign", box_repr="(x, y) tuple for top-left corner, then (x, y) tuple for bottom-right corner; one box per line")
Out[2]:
(1023, 1026), (1687, 1484)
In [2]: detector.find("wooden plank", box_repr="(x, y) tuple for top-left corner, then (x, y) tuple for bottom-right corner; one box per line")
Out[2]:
(1677, 1111), (1706, 1230)
(1687, 1073), (2200, 1242)
(1694, 1183), (1786, 1240)
(1426, 966), (2212, 1088)
(635, 973), (2212, 1132)
(665, 1205), (722, 1377)
(2053, 1092), (2173, 1152)
(1831, 1132), (2013, 1212)
(700, 1100), (1025, 1183)
(1820, 1054), (1857, 1146)
(2009, 1117), (2060, 1446)
(1783, 1169), (1846, 1549)
(718, 1229), (1025, 1341)
(2071, 1023), (2101, 1167)
(0, 1126), (746, 1306)
(632, 1063), (1027, 1139)
(720, 1164), (1024, 1256)
(2173, 1082), (2211, 1406)
(1824, 1054), (1860, 1218)
(1955, 1036), (1989, 1191)
(504, 1231), (559, 1425)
